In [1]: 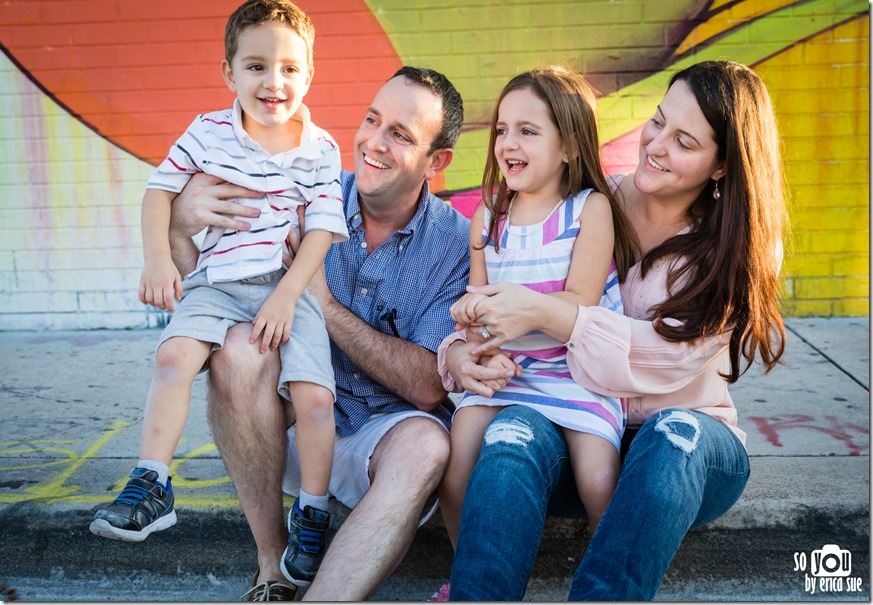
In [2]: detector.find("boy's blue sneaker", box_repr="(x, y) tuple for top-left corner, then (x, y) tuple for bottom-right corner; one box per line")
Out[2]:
(89, 467), (176, 542)
(280, 500), (330, 587)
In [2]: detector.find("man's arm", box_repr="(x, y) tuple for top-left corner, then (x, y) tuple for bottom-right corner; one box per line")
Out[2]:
(168, 224), (200, 277)
(168, 173), (263, 275)
(307, 267), (447, 411)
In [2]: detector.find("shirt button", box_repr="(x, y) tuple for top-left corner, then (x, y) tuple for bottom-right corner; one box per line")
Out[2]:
(399, 244), (404, 251)
(361, 241), (367, 249)
(354, 373), (361, 380)
(361, 288), (368, 296)
(567, 342), (575, 348)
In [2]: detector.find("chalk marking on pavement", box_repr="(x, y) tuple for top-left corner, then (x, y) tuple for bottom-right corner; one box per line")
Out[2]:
(0, 441), (78, 471)
(1, 425), (242, 507)
(171, 442), (232, 489)
(20, 420), (133, 502)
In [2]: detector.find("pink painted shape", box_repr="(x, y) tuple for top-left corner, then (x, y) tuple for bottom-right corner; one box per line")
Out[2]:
(601, 125), (643, 175)
(448, 190), (481, 219)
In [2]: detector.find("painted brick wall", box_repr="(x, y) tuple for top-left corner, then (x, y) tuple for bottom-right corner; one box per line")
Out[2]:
(0, 0), (868, 331)
(755, 15), (869, 317)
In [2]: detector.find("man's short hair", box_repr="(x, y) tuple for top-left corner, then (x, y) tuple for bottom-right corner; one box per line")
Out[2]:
(391, 66), (464, 154)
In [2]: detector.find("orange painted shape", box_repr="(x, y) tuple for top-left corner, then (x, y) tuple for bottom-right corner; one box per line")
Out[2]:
(0, 1), (401, 168)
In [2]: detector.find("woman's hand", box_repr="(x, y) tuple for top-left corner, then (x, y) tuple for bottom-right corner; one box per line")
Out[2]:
(467, 282), (579, 355)
(465, 282), (543, 353)
(445, 339), (517, 398)
(170, 173), (262, 239)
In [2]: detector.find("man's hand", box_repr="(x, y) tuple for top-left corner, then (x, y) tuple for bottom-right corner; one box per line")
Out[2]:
(139, 258), (183, 312)
(170, 173), (262, 239)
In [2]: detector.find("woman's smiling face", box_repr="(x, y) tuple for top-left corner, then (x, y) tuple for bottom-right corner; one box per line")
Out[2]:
(634, 79), (725, 200)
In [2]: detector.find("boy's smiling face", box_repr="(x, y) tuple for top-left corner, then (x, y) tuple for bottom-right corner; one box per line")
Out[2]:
(221, 21), (312, 141)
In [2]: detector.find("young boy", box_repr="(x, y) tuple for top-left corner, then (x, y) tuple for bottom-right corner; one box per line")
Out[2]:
(90, 0), (346, 587)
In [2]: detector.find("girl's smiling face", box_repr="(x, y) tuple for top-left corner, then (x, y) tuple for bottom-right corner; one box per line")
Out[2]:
(494, 87), (568, 204)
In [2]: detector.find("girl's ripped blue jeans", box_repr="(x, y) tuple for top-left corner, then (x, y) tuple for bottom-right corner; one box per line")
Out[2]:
(449, 405), (750, 601)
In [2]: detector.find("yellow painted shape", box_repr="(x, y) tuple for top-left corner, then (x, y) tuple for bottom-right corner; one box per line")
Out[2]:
(0, 493), (242, 508)
(673, 0), (798, 57)
(835, 299), (870, 315)
(754, 15), (869, 312)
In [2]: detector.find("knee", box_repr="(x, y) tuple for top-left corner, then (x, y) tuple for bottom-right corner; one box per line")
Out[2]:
(209, 325), (274, 409)
(479, 406), (561, 466)
(154, 339), (198, 384)
(289, 384), (334, 423)
(577, 464), (619, 498)
(413, 420), (451, 476)
(629, 409), (707, 474)
(621, 410), (712, 503)
(647, 408), (703, 455)
(373, 418), (450, 491)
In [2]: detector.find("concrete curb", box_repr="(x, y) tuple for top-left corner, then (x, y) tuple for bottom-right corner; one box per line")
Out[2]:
(1, 318), (869, 600)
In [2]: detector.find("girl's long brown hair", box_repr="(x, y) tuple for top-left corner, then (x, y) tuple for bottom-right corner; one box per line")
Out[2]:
(640, 61), (789, 382)
(478, 65), (635, 280)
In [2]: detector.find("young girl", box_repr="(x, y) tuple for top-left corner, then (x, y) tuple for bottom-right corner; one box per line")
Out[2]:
(436, 65), (636, 590)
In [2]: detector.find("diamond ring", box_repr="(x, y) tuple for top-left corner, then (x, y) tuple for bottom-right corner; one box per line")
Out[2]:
(480, 325), (491, 339)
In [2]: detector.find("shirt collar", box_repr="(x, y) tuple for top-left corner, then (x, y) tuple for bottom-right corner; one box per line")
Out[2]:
(230, 99), (320, 160)
(346, 179), (431, 237)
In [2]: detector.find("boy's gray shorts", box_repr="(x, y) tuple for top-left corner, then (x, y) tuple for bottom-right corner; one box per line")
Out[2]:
(157, 269), (335, 402)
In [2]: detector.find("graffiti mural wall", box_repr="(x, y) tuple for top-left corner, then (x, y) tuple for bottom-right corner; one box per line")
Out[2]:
(0, 0), (868, 329)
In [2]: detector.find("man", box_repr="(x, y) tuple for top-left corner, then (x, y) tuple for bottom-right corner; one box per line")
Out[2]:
(168, 66), (468, 601)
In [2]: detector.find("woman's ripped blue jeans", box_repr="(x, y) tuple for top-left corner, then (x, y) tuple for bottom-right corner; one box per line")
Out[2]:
(449, 405), (750, 601)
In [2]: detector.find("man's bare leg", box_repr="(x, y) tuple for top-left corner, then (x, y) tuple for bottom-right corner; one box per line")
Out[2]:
(207, 323), (288, 584)
(303, 416), (450, 600)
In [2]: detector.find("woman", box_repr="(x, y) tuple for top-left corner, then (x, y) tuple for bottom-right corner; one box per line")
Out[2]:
(438, 60), (788, 600)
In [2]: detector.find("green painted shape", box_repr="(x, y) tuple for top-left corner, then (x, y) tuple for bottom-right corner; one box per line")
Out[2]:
(364, 0), (706, 120)
(436, 0), (869, 191)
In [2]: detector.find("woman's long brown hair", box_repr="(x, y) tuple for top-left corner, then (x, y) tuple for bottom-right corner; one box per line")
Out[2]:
(478, 65), (635, 280)
(640, 61), (789, 382)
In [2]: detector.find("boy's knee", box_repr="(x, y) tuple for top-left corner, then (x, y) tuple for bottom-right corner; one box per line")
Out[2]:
(290, 383), (335, 421)
(154, 339), (199, 381)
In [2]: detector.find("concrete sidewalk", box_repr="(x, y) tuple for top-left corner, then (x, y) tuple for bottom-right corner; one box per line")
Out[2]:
(0, 317), (869, 600)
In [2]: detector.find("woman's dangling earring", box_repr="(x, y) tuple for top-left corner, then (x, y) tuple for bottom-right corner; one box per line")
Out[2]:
(712, 178), (721, 200)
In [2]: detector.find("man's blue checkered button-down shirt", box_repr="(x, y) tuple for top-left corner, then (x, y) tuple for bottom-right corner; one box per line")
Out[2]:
(325, 171), (471, 437)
